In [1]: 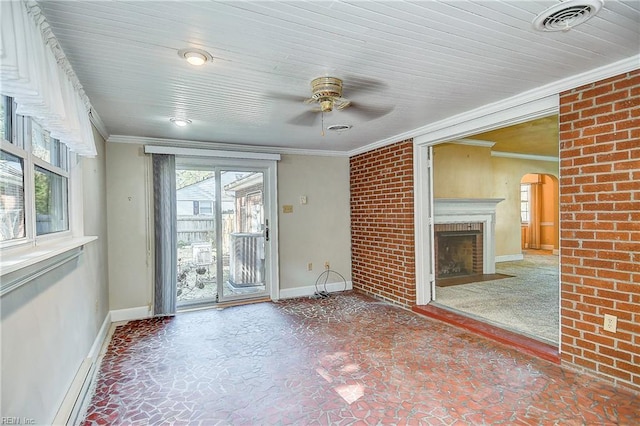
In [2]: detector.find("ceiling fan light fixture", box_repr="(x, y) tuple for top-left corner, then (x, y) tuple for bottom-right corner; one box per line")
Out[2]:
(170, 117), (192, 127)
(177, 48), (212, 66)
(319, 99), (334, 112)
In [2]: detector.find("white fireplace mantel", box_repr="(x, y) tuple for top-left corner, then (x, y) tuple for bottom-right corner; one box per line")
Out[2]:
(434, 198), (504, 216)
(433, 198), (503, 274)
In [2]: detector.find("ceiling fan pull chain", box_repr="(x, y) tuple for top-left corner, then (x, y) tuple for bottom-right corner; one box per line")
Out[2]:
(321, 112), (325, 136)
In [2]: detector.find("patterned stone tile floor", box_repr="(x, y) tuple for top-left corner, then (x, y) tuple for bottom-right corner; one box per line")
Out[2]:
(82, 292), (639, 425)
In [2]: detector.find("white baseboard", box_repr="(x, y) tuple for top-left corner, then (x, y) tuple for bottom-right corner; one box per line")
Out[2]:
(279, 280), (352, 299)
(53, 311), (112, 426)
(496, 254), (524, 262)
(110, 305), (151, 322)
(88, 312), (112, 359)
(541, 244), (556, 251)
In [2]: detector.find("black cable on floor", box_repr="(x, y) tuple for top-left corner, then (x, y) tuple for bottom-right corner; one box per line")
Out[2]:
(312, 268), (347, 299)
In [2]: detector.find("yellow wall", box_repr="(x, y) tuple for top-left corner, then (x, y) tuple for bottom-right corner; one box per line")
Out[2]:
(540, 174), (559, 249)
(433, 144), (493, 198)
(520, 173), (559, 250)
(433, 143), (558, 257)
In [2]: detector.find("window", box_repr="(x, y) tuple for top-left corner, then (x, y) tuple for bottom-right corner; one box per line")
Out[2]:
(0, 95), (70, 245)
(0, 150), (25, 240)
(34, 166), (68, 235)
(198, 201), (213, 216)
(520, 184), (530, 223)
(0, 95), (7, 141)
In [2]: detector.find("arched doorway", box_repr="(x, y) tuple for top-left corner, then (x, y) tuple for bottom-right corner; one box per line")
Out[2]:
(520, 173), (559, 254)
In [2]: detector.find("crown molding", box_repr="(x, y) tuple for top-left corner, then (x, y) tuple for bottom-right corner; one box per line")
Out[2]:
(454, 139), (496, 148)
(88, 109), (109, 141)
(353, 54), (639, 154)
(347, 129), (418, 157)
(107, 135), (349, 157)
(559, 54), (640, 92)
(413, 95), (559, 147)
(491, 151), (558, 162)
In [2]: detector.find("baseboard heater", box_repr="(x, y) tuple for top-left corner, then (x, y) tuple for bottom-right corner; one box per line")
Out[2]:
(53, 357), (96, 425)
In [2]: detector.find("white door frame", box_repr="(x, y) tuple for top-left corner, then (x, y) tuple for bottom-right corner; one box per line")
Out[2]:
(146, 146), (280, 302)
(412, 95), (558, 305)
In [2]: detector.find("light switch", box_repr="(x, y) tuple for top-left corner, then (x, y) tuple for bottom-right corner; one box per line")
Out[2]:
(300, 195), (307, 205)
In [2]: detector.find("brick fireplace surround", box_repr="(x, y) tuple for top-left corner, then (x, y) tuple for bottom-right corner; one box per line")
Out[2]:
(434, 223), (483, 279)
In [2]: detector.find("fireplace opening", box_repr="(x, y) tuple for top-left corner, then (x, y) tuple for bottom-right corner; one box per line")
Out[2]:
(435, 223), (483, 279)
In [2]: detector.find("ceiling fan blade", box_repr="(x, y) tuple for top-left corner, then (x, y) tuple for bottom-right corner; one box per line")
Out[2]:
(287, 110), (320, 126)
(347, 102), (394, 120)
(342, 76), (388, 95)
(264, 92), (308, 103)
(334, 97), (351, 110)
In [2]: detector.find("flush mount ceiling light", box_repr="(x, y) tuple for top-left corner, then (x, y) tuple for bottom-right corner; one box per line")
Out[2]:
(170, 117), (192, 127)
(533, 0), (603, 32)
(327, 124), (352, 132)
(177, 48), (213, 66)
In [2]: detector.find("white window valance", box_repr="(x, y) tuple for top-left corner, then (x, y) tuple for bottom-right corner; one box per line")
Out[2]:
(0, 1), (97, 157)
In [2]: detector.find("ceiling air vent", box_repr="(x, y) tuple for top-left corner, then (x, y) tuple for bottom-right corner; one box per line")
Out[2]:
(327, 124), (352, 132)
(533, 0), (603, 32)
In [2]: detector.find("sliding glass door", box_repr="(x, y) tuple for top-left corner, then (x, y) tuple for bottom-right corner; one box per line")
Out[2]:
(175, 160), (274, 307)
(220, 169), (267, 300)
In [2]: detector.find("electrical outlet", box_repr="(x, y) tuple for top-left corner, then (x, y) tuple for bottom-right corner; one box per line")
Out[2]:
(603, 314), (617, 333)
(307, 262), (313, 271)
(324, 261), (330, 269)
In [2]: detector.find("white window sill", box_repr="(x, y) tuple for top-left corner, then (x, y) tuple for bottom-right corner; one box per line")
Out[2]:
(1, 236), (98, 296)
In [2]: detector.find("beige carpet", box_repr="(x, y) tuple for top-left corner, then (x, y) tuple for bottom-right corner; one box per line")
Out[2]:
(435, 251), (559, 345)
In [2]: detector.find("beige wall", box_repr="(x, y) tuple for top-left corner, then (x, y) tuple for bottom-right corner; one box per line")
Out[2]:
(433, 143), (558, 257)
(105, 147), (352, 308)
(106, 143), (153, 311)
(277, 154), (351, 291)
(1, 127), (110, 424)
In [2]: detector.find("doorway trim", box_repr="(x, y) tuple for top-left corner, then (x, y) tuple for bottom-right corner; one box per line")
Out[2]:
(412, 94), (558, 306)
(145, 145), (281, 304)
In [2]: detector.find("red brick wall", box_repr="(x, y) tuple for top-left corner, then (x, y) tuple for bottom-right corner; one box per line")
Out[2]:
(559, 69), (640, 392)
(350, 140), (416, 307)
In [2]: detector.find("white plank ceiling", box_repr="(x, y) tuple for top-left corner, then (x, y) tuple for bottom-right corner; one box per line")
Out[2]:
(37, 1), (640, 154)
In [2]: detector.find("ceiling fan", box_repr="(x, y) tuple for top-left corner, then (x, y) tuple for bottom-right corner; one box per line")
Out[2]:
(304, 76), (351, 112)
(269, 76), (394, 127)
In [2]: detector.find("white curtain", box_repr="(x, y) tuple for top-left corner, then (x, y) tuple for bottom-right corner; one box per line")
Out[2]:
(0, 1), (96, 157)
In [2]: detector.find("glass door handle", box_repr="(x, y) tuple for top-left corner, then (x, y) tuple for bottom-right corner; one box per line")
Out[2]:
(265, 219), (269, 241)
